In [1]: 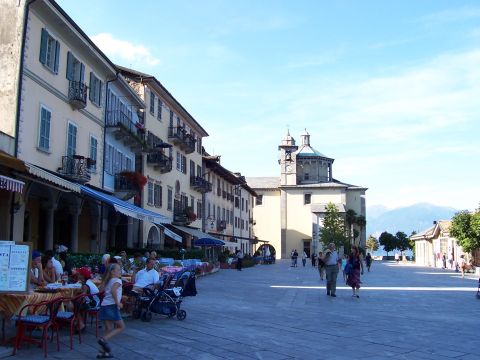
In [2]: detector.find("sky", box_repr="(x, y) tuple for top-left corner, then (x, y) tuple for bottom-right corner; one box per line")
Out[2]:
(57, 0), (480, 211)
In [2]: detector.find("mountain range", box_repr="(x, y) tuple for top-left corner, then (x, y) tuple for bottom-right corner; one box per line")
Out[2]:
(366, 203), (459, 237)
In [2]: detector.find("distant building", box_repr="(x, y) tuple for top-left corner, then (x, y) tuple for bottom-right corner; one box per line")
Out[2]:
(247, 130), (367, 259)
(410, 220), (466, 268)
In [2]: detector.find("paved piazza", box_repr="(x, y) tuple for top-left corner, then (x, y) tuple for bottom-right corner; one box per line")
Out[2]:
(2, 261), (478, 360)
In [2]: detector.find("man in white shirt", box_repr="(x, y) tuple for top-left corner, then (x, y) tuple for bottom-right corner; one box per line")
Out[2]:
(324, 243), (340, 297)
(132, 258), (160, 292)
(45, 250), (63, 277)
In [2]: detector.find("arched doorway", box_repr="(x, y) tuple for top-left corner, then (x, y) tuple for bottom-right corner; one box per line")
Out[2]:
(147, 225), (160, 249)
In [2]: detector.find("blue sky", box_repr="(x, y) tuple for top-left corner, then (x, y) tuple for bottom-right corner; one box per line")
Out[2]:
(57, 0), (480, 211)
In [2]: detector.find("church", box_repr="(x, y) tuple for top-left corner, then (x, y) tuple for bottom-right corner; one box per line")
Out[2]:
(247, 130), (367, 259)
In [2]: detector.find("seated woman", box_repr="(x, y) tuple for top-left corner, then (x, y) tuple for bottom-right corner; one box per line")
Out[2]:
(30, 251), (46, 289)
(75, 267), (100, 332)
(42, 255), (58, 284)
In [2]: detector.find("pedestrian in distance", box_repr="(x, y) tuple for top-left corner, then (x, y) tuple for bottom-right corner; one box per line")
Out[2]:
(395, 252), (400, 263)
(341, 254), (348, 282)
(236, 248), (244, 271)
(346, 245), (364, 298)
(318, 251), (325, 280)
(442, 253), (447, 269)
(290, 249), (295, 267)
(293, 249), (298, 267)
(448, 253), (454, 269)
(97, 263), (125, 358)
(365, 252), (373, 272)
(302, 250), (308, 267)
(459, 255), (466, 278)
(324, 243), (340, 297)
(311, 252), (317, 267)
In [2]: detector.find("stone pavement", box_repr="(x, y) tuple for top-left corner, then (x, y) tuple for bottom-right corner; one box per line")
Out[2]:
(2, 260), (478, 360)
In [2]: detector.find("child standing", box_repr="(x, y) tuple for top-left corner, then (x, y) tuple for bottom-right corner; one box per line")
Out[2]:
(97, 263), (125, 358)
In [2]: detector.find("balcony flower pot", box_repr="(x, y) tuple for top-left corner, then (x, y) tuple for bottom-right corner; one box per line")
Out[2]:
(119, 171), (148, 191)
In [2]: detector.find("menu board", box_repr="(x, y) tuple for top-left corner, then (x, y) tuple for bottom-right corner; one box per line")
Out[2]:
(0, 241), (31, 293)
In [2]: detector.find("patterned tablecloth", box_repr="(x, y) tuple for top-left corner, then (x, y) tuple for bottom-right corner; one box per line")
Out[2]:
(0, 287), (82, 318)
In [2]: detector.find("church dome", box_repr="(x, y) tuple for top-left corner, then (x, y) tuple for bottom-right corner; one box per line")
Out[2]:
(280, 130), (295, 146)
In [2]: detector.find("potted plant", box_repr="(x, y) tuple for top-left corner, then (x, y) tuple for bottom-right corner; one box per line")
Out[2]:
(119, 171), (148, 191)
(185, 206), (197, 222)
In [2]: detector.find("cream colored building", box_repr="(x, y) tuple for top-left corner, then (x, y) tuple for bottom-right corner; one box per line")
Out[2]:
(248, 130), (367, 259)
(118, 66), (210, 249)
(410, 220), (466, 268)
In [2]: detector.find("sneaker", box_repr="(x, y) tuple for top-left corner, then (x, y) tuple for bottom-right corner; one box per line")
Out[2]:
(330, 294), (336, 297)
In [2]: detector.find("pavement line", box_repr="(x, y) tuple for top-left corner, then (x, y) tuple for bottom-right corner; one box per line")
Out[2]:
(270, 285), (478, 291)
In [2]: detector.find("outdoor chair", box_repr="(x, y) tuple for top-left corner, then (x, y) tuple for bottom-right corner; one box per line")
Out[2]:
(53, 294), (85, 350)
(12, 297), (63, 357)
(85, 291), (104, 338)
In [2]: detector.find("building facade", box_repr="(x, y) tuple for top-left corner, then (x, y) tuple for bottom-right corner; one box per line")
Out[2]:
(248, 130), (367, 259)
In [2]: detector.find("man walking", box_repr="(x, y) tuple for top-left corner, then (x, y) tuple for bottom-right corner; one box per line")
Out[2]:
(324, 243), (339, 297)
(236, 248), (244, 271)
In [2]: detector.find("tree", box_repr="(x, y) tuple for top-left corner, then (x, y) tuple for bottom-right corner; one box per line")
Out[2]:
(395, 231), (410, 255)
(355, 215), (366, 246)
(345, 209), (357, 245)
(409, 231), (417, 258)
(366, 235), (379, 252)
(321, 202), (348, 250)
(451, 210), (480, 254)
(379, 231), (396, 256)
(353, 229), (360, 243)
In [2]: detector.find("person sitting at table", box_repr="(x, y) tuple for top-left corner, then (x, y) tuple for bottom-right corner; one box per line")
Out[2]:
(131, 258), (160, 293)
(129, 252), (145, 273)
(59, 251), (72, 275)
(42, 255), (58, 284)
(44, 250), (63, 278)
(75, 267), (100, 332)
(30, 250), (46, 288)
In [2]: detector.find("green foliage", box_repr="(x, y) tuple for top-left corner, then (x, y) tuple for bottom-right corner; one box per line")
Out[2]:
(353, 229), (360, 241)
(379, 231), (396, 255)
(451, 210), (480, 254)
(395, 231), (411, 253)
(106, 247), (204, 260)
(66, 253), (103, 268)
(366, 235), (379, 252)
(345, 209), (357, 242)
(321, 202), (348, 249)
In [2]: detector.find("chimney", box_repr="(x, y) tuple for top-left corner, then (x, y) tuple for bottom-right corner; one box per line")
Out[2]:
(433, 221), (437, 225)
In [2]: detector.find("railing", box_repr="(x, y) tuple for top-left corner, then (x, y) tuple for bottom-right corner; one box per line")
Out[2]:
(106, 110), (146, 148)
(68, 81), (87, 109)
(217, 220), (226, 231)
(190, 176), (213, 193)
(146, 153), (172, 173)
(168, 127), (197, 154)
(58, 155), (91, 183)
(114, 173), (138, 193)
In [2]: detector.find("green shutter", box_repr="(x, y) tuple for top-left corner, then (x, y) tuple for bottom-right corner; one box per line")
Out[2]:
(89, 72), (94, 101)
(80, 63), (85, 83)
(53, 40), (60, 73)
(39, 28), (48, 64)
(99, 80), (103, 106)
(66, 51), (73, 80)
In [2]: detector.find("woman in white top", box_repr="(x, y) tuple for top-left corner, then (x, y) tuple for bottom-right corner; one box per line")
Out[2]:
(98, 263), (125, 358)
(75, 267), (100, 332)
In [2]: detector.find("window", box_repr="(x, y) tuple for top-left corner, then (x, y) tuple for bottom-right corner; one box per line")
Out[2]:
(197, 165), (202, 178)
(125, 157), (133, 171)
(181, 155), (187, 174)
(66, 52), (85, 83)
(190, 196), (194, 209)
(39, 28), (60, 73)
(304, 173), (310, 180)
(230, 211), (233, 225)
(190, 160), (195, 177)
(241, 198), (244, 211)
(213, 205), (216, 218)
(217, 206), (220, 220)
(89, 136), (97, 171)
(157, 99), (162, 120)
(67, 122), (77, 157)
(197, 137), (202, 154)
(208, 203), (211, 217)
(197, 201), (202, 219)
(222, 208), (225, 220)
(176, 151), (181, 171)
(167, 187), (173, 211)
(154, 184), (162, 207)
(255, 195), (263, 206)
(150, 92), (155, 115)
(38, 106), (51, 151)
(304, 193), (311, 205)
(89, 73), (103, 106)
(147, 182), (154, 205)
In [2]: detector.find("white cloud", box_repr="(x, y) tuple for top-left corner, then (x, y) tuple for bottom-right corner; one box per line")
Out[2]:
(91, 33), (160, 67)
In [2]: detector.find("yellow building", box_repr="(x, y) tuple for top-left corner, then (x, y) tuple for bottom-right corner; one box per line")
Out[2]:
(248, 130), (367, 259)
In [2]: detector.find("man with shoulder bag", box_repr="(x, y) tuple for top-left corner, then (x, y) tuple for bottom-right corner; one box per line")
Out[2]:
(324, 243), (340, 297)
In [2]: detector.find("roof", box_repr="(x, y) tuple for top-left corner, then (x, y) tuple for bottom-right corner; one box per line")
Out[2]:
(116, 65), (208, 137)
(295, 144), (331, 159)
(410, 225), (436, 240)
(246, 177), (281, 189)
(311, 203), (346, 213)
(204, 156), (244, 185)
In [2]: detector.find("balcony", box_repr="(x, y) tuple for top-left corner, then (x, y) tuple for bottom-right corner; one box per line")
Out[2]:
(114, 171), (146, 200)
(190, 176), (212, 193)
(173, 202), (196, 225)
(106, 110), (146, 153)
(217, 220), (226, 231)
(168, 127), (197, 154)
(147, 152), (172, 173)
(57, 155), (92, 183)
(68, 81), (87, 110)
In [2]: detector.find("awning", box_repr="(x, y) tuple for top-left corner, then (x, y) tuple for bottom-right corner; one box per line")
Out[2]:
(80, 185), (170, 224)
(171, 225), (224, 243)
(158, 224), (182, 243)
(0, 175), (25, 193)
(25, 162), (80, 192)
(194, 238), (225, 247)
(0, 151), (26, 172)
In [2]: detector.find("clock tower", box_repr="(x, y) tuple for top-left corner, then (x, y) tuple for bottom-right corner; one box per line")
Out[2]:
(278, 130), (298, 186)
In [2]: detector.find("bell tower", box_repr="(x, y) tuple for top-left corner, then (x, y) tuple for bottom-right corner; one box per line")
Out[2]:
(278, 130), (298, 186)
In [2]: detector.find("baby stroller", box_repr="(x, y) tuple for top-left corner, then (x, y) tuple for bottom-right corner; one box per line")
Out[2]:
(134, 271), (197, 322)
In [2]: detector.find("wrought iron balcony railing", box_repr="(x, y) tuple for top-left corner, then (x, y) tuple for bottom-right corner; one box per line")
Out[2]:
(57, 155), (91, 183)
(68, 81), (87, 109)
(146, 153), (172, 173)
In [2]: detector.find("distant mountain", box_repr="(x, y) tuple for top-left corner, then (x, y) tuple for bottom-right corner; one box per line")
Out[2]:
(366, 203), (459, 237)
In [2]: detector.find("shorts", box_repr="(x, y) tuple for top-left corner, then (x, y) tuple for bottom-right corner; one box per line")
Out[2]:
(99, 304), (122, 321)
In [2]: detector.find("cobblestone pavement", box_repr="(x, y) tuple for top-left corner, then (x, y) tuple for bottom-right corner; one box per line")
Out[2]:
(2, 260), (478, 359)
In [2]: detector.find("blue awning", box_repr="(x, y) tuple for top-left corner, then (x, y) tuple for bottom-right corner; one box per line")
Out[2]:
(158, 224), (182, 243)
(80, 185), (170, 224)
(194, 238), (225, 247)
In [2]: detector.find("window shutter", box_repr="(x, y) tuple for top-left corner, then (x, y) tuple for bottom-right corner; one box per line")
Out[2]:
(89, 72), (94, 101)
(53, 40), (60, 73)
(39, 28), (48, 64)
(66, 51), (73, 80)
(80, 63), (85, 83)
(99, 80), (103, 106)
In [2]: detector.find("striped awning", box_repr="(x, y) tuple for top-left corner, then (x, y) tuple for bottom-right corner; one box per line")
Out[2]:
(0, 175), (25, 193)
(25, 162), (80, 192)
(158, 224), (182, 243)
(80, 185), (171, 224)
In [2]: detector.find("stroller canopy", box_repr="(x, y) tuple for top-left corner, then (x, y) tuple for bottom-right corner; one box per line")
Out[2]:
(194, 238), (225, 247)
